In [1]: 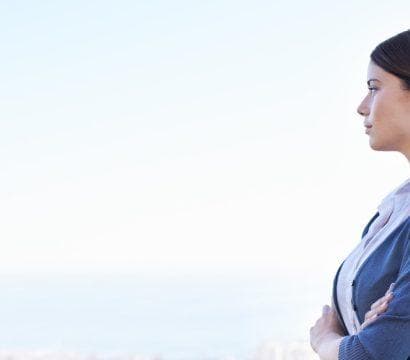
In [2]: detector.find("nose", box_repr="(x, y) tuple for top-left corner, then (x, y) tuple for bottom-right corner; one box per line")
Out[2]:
(357, 97), (369, 117)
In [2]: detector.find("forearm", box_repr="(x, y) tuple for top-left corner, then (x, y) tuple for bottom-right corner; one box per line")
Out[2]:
(318, 333), (344, 360)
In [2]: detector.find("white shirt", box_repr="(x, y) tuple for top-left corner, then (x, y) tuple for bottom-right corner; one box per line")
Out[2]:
(336, 177), (410, 335)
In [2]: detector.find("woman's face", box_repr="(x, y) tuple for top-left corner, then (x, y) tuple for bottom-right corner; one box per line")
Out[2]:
(357, 60), (410, 156)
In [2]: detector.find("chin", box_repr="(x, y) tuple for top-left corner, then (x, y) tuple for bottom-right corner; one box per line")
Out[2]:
(369, 137), (396, 151)
(368, 137), (386, 151)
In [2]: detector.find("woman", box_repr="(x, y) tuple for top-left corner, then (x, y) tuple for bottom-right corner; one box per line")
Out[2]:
(309, 29), (410, 360)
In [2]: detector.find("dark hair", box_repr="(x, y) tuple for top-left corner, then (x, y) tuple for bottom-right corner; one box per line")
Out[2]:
(370, 29), (410, 91)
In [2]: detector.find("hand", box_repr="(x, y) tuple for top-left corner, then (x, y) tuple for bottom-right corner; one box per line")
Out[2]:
(310, 305), (345, 355)
(360, 283), (395, 330)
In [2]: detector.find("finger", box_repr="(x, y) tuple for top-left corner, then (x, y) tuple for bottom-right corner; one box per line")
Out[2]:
(373, 300), (389, 314)
(361, 313), (378, 330)
(370, 295), (391, 310)
(367, 299), (390, 318)
(386, 282), (395, 294)
(365, 305), (386, 319)
(370, 292), (393, 310)
(364, 310), (374, 321)
(365, 302), (388, 320)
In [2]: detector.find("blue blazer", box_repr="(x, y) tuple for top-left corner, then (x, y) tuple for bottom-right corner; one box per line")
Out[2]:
(332, 212), (410, 360)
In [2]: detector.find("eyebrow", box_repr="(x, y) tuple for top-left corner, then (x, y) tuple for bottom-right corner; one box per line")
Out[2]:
(367, 78), (381, 85)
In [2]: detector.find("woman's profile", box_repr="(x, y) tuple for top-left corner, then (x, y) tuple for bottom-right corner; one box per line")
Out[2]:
(309, 29), (410, 359)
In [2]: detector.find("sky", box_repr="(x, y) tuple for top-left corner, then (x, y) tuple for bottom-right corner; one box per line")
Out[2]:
(1, 0), (410, 276)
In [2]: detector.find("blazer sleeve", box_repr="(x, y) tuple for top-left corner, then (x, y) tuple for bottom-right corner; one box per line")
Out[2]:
(338, 219), (410, 360)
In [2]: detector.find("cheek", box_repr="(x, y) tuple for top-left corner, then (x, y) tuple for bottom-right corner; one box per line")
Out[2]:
(371, 97), (401, 129)
(371, 97), (391, 121)
(372, 102), (410, 145)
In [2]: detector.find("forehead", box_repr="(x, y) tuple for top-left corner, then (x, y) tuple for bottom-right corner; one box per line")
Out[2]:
(367, 61), (387, 80)
(367, 60), (399, 85)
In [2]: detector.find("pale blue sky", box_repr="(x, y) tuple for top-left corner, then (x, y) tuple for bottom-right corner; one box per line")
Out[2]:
(1, 1), (410, 275)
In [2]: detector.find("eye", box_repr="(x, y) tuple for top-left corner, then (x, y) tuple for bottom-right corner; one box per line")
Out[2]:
(368, 87), (377, 93)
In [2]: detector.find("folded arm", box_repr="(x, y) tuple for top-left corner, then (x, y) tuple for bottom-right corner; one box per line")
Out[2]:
(338, 233), (410, 360)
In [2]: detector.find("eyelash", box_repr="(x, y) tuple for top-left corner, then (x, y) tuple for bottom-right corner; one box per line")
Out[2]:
(368, 87), (377, 93)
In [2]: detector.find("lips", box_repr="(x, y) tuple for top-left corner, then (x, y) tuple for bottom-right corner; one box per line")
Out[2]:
(364, 124), (372, 133)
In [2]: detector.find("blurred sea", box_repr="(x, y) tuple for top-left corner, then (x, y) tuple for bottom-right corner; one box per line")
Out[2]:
(0, 267), (332, 359)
